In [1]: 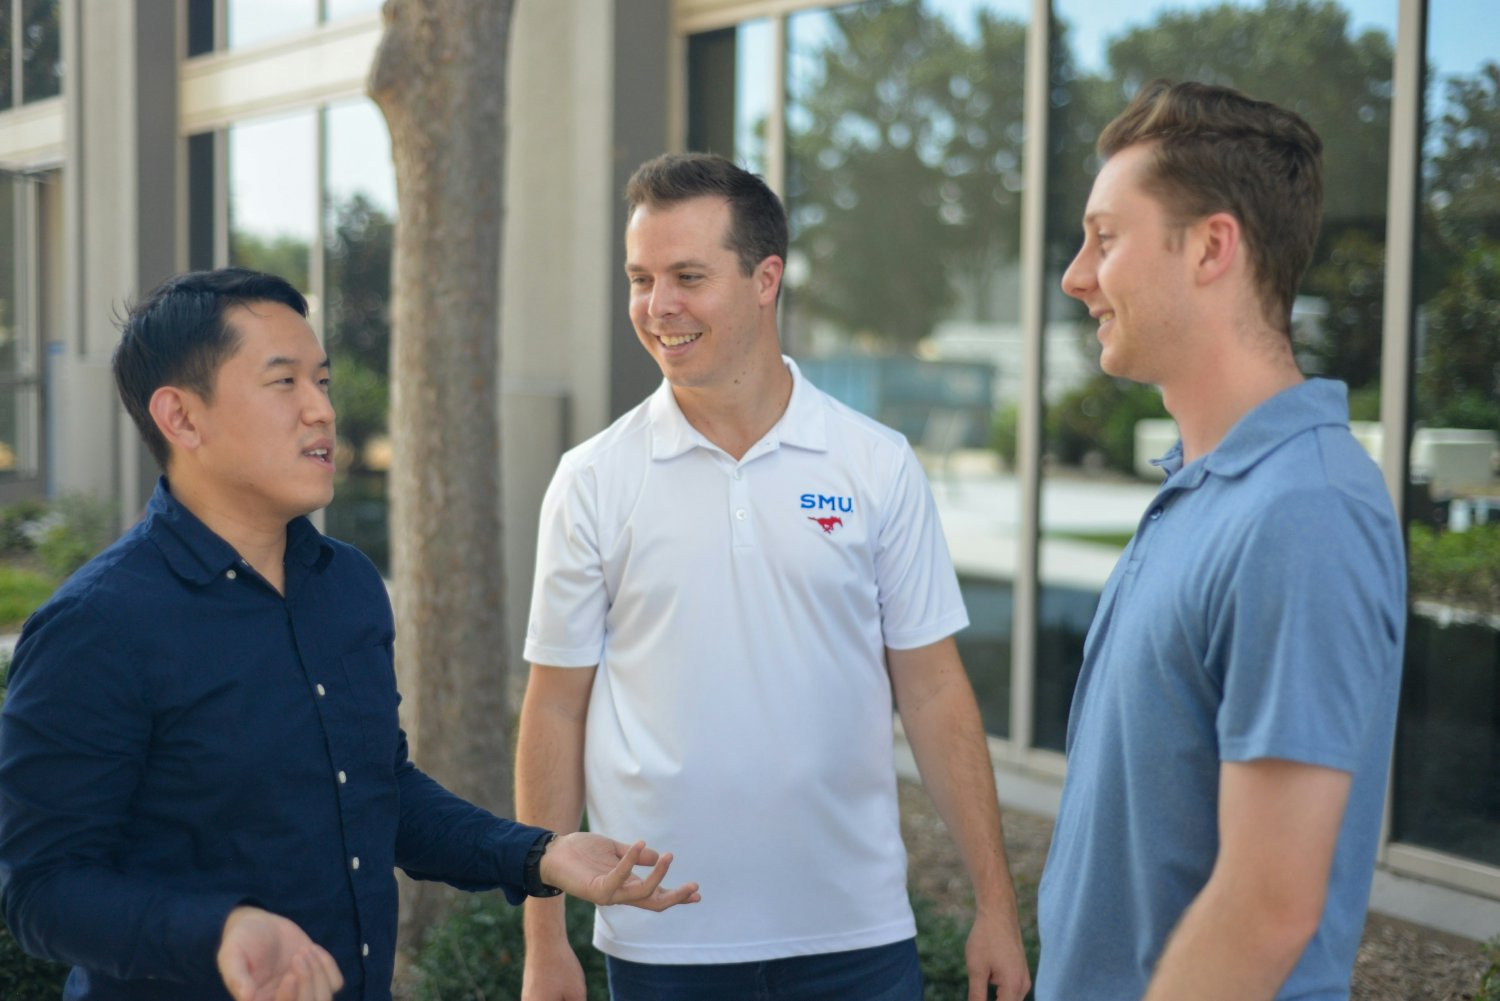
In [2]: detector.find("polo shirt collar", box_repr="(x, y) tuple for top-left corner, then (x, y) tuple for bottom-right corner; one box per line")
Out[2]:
(1155, 378), (1350, 482)
(647, 355), (828, 460)
(146, 476), (332, 585)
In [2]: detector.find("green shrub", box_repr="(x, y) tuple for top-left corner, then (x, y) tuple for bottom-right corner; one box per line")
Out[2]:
(1478, 935), (1500, 1001)
(0, 920), (70, 1000)
(33, 494), (114, 581)
(0, 499), (48, 556)
(1408, 522), (1500, 612)
(1046, 375), (1169, 477)
(411, 894), (608, 1000)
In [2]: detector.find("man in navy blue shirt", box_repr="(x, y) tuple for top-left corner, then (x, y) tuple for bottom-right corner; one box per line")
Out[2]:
(0, 268), (699, 1000)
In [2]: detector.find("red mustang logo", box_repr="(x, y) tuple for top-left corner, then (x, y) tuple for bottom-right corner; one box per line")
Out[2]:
(809, 516), (844, 534)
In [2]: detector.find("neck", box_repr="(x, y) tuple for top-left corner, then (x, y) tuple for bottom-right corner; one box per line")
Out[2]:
(672, 351), (794, 461)
(1163, 329), (1304, 464)
(166, 472), (289, 594)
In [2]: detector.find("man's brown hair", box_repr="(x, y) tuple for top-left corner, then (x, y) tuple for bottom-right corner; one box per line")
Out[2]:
(625, 152), (788, 279)
(1099, 79), (1323, 335)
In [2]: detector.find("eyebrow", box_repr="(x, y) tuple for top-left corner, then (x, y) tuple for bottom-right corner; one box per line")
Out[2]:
(1083, 211), (1115, 227)
(263, 356), (331, 371)
(625, 258), (711, 274)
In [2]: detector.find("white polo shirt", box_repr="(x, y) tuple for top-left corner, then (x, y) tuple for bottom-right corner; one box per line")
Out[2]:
(524, 357), (968, 964)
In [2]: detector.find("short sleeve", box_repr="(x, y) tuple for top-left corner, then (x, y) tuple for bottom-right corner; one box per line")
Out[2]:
(523, 455), (609, 667)
(872, 443), (970, 650)
(1213, 487), (1404, 771)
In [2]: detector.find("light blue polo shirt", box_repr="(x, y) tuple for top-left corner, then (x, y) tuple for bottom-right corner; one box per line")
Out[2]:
(1036, 379), (1405, 1000)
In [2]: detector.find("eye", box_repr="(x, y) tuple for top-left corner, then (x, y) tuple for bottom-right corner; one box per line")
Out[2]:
(628, 275), (650, 287)
(679, 273), (702, 284)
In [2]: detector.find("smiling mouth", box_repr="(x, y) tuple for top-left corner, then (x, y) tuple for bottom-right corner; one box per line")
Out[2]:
(659, 332), (702, 347)
(304, 446), (333, 468)
(1096, 311), (1115, 325)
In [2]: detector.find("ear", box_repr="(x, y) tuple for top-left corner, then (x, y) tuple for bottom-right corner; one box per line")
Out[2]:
(148, 386), (205, 454)
(755, 255), (785, 306)
(1193, 212), (1241, 287)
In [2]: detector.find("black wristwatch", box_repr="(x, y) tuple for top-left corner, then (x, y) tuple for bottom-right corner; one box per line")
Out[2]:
(523, 831), (563, 897)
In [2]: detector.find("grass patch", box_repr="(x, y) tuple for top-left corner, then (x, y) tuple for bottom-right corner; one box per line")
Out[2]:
(1044, 529), (1135, 549)
(0, 563), (58, 631)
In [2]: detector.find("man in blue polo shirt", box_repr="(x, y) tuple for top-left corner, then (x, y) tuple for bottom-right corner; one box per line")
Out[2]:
(1035, 81), (1405, 1000)
(0, 268), (698, 1000)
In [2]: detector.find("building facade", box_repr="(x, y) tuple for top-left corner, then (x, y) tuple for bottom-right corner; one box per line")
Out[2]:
(7, 0), (1498, 939)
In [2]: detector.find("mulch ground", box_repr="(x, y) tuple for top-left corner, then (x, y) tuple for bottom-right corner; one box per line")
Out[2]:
(897, 779), (1493, 1000)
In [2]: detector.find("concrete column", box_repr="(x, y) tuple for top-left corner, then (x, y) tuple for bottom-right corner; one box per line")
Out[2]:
(55, 0), (179, 525)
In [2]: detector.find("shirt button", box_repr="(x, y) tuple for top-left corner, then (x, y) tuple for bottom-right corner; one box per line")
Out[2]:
(225, 569), (237, 580)
(316, 683), (326, 697)
(735, 508), (747, 521)
(338, 770), (347, 784)
(351, 856), (360, 870)
(362, 943), (370, 958)
(732, 469), (742, 480)
(1149, 507), (1164, 520)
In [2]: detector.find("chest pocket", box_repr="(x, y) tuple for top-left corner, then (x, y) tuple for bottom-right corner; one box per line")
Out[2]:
(339, 644), (400, 767)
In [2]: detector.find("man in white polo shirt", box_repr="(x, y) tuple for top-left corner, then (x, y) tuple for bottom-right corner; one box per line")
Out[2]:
(515, 153), (1031, 1001)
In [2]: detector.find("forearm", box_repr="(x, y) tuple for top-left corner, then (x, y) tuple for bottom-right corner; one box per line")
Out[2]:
(3, 865), (242, 984)
(896, 655), (1015, 912)
(393, 761), (546, 900)
(515, 665), (591, 945)
(1144, 878), (1315, 1001)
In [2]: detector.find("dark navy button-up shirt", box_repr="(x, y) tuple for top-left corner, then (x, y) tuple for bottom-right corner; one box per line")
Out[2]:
(0, 479), (545, 999)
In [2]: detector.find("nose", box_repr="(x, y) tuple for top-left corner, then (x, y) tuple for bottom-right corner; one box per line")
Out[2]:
(1061, 243), (1095, 302)
(647, 281), (680, 319)
(304, 380), (335, 427)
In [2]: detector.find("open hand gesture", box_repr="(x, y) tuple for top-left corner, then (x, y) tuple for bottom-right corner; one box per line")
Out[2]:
(217, 906), (344, 1001)
(540, 833), (701, 910)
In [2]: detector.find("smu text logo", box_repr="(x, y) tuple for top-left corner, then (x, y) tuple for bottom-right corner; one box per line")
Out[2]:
(799, 493), (853, 513)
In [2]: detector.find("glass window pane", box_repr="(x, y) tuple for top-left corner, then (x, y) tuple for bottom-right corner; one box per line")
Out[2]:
(1038, 0), (1397, 750)
(187, 0), (215, 57)
(322, 100), (395, 571)
(0, 4), (14, 111)
(228, 0), (316, 49)
(325, 0), (384, 23)
(782, 0), (1030, 737)
(20, 0), (59, 102)
(228, 112), (317, 294)
(1393, 0), (1500, 866)
(687, 19), (773, 176)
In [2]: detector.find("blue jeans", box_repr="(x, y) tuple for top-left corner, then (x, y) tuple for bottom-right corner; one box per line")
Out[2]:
(605, 938), (923, 1001)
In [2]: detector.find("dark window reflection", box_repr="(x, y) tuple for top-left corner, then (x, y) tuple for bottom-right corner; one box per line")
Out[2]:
(20, 0), (60, 102)
(320, 101), (395, 572)
(1392, 5), (1500, 863)
(0, 4), (13, 111)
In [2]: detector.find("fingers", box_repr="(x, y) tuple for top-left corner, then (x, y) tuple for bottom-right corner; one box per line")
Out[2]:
(310, 943), (344, 996)
(600, 840), (647, 895)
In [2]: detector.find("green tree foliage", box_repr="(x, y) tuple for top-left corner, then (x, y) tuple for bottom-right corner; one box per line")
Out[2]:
(1417, 241), (1500, 432)
(1428, 63), (1500, 247)
(786, 0), (1029, 344)
(229, 232), (310, 291)
(1102, 0), (1393, 229)
(1417, 63), (1500, 432)
(326, 192), (395, 378)
(325, 193), (396, 463)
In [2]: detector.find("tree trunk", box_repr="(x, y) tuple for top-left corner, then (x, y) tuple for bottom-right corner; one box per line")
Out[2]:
(367, 0), (516, 955)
